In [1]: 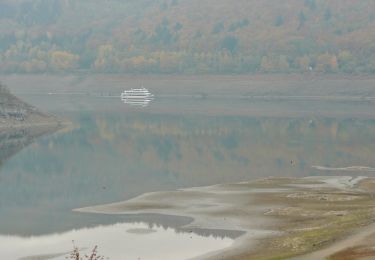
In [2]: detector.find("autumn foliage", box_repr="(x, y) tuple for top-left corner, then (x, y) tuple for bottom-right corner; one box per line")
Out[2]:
(0, 0), (375, 74)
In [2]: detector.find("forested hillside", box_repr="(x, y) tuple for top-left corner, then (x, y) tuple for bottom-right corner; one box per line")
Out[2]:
(0, 0), (375, 74)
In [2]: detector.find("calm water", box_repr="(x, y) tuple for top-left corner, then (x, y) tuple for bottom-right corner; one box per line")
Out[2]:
(1, 83), (375, 259)
(0, 222), (234, 260)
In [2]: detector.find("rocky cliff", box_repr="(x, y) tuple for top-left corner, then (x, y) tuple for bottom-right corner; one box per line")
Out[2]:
(0, 83), (61, 167)
(0, 83), (57, 127)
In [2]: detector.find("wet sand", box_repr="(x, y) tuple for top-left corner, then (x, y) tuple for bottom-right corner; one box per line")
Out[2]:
(76, 176), (375, 259)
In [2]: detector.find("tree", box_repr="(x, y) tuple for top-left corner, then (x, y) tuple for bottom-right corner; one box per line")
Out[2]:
(174, 22), (183, 31)
(93, 44), (115, 71)
(274, 15), (284, 27)
(338, 51), (355, 73)
(220, 36), (238, 54)
(298, 11), (306, 29)
(261, 55), (290, 72)
(158, 51), (181, 72)
(295, 56), (311, 71)
(49, 51), (79, 71)
(304, 0), (316, 10)
(212, 22), (224, 34)
(278, 55), (290, 71)
(152, 20), (174, 45)
(261, 56), (273, 72)
(315, 53), (338, 73)
(365, 53), (375, 73)
(324, 8), (332, 21)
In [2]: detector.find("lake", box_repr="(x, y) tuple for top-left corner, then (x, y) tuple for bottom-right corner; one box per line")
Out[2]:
(1, 76), (375, 259)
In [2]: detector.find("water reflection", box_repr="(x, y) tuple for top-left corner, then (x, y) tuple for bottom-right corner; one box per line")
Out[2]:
(1, 104), (375, 237)
(122, 98), (153, 107)
(0, 222), (234, 260)
(0, 127), (55, 167)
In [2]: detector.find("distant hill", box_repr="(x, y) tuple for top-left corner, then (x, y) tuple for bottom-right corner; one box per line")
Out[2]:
(0, 0), (375, 74)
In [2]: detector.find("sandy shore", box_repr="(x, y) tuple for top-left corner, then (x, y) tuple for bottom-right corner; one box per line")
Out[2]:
(76, 176), (375, 259)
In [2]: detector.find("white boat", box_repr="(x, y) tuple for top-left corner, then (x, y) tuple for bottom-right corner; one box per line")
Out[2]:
(121, 87), (154, 99)
(121, 87), (154, 107)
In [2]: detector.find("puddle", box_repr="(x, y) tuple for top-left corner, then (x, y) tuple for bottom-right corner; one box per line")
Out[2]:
(0, 222), (234, 260)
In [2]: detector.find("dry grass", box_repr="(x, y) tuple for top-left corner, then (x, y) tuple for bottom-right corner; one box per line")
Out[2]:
(329, 246), (375, 260)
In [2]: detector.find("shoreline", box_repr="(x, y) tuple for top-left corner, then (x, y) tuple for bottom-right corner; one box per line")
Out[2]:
(4, 73), (375, 80)
(75, 184), (280, 259)
(1, 83), (66, 131)
(75, 176), (375, 259)
(0, 121), (68, 130)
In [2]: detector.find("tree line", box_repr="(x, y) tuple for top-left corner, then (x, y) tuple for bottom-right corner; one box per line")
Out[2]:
(0, 41), (368, 74)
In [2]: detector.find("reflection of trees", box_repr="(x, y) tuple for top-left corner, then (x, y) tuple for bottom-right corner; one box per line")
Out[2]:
(0, 127), (55, 169)
(0, 130), (28, 164)
(119, 213), (244, 240)
(98, 115), (375, 176)
(175, 227), (245, 240)
(80, 113), (375, 189)
(2, 112), (375, 235)
(152, 136), (181, 161)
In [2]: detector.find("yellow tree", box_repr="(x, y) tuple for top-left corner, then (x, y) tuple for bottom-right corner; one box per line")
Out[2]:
(295, 56), (311, 71)
(93, 44), (114, 71)
(338, 50), (355, 72)
(316, 53), (338, 73)
(50, 51), (79, 71)
(159, 51), (180, 72)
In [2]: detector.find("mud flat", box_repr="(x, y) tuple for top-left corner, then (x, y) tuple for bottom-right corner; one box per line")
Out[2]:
(76, 176), (375, 259)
